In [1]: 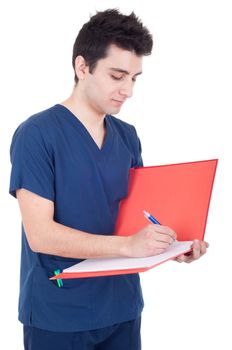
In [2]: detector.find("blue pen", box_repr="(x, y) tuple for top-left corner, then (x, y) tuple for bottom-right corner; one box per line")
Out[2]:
(143, 210), (161, 225)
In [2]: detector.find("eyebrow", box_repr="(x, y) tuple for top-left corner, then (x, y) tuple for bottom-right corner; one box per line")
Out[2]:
(109, 68), (143, 76)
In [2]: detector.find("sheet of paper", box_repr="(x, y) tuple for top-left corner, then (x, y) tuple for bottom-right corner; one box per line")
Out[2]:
(63, 241), (193, 273)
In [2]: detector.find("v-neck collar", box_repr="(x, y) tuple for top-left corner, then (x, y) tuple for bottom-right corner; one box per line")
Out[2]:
(54, 104), (114, 157)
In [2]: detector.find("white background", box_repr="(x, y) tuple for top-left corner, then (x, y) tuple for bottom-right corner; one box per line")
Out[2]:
(1, 1), (231, 349)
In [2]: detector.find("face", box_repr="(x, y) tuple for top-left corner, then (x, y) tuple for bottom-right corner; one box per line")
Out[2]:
(79, 45), (143, 116)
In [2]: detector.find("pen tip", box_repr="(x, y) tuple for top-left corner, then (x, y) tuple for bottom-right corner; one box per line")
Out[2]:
(143, 210), (149, 217)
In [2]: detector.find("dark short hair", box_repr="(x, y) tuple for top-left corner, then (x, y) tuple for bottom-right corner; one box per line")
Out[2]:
(72, 9), (153, 83)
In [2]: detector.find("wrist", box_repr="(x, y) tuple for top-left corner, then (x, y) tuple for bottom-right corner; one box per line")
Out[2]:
(117, 236), (132, 257)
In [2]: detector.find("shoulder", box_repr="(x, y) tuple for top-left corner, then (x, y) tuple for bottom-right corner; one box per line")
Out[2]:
(11, 105), (61, 141)
(10, 105), (59, 155)
(13, 105), (58, 134)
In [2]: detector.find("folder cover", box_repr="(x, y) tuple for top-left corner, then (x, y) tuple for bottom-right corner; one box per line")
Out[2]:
(51, 159), (218, 280)
(115, 159), (218, 241)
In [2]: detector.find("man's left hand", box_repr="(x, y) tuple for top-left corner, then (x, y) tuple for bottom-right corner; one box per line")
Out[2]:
(174, 240), (209, 263)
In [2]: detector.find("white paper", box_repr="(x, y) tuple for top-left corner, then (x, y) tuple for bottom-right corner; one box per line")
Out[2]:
(63, 241), (193, 273)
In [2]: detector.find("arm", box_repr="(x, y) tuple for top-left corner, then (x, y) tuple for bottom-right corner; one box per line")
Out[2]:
(16, 188), (176, 259)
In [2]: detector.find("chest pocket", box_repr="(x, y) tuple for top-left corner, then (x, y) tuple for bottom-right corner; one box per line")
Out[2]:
(98, 146), (133, 205)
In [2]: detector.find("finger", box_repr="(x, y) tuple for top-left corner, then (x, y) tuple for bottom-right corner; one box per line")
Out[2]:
(200, 241), (207, 255)
(162, 226), (177, 240)
(154, 233), (174, 245)
(192, 240), (208, 258)
(149, 225), (176, 241)
(192, 240), (201, 260)
(151, 240), (172, 249)
(163, 226), (177, 240)
(202, 241), (209, 252)
(155, 248), (167, 255)
(175, 254), (187, 263)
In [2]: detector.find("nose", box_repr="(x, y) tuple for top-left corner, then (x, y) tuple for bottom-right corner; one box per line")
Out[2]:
(119, 80), (133, 98)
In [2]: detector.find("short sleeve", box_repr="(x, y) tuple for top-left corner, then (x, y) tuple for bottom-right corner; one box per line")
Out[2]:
(9, 122), (55, 201)
(135, 136), (143, 168)
(131, 126), (143, 168)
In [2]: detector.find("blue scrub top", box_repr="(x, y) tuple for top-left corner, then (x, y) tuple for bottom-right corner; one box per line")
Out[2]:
(9, 104), (144, 332)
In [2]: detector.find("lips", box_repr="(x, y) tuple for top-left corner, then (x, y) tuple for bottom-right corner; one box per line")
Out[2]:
(112, 99), (125, 104)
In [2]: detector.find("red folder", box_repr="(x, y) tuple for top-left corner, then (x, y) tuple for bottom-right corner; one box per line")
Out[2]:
(51, 159), (217, 280)
(115, 159), (218, 241)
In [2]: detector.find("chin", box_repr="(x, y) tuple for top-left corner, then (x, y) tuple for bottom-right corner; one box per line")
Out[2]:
(105, 106), (122, 115)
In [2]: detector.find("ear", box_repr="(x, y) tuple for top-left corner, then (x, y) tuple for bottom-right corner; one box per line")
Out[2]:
(74, 56), (89, 81)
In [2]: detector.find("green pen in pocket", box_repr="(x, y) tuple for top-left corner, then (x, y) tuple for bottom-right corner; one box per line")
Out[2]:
(54, 269), (63, 287)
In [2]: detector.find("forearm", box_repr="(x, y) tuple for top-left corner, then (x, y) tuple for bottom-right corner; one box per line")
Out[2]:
(30, 219), (129, 259)
(18, 188), (176, 259)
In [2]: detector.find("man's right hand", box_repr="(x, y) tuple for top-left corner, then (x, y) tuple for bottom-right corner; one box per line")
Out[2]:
(125, 224), (177, 258)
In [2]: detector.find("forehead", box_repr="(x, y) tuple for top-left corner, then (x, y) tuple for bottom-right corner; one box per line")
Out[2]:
(97, 44), (143, 73)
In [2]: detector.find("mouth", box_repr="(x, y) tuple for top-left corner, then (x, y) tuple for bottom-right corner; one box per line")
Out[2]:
(111, 99), (125, 105)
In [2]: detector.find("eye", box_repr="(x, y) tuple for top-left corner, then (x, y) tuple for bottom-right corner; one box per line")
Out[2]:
(110, 74), (137, 83)
(111, 75), (123, 81)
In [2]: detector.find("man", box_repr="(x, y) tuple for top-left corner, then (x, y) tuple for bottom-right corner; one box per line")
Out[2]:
(9, 9), (208, 350)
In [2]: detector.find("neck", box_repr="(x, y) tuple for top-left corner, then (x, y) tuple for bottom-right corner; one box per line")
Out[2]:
(60, 86), (105, 131)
